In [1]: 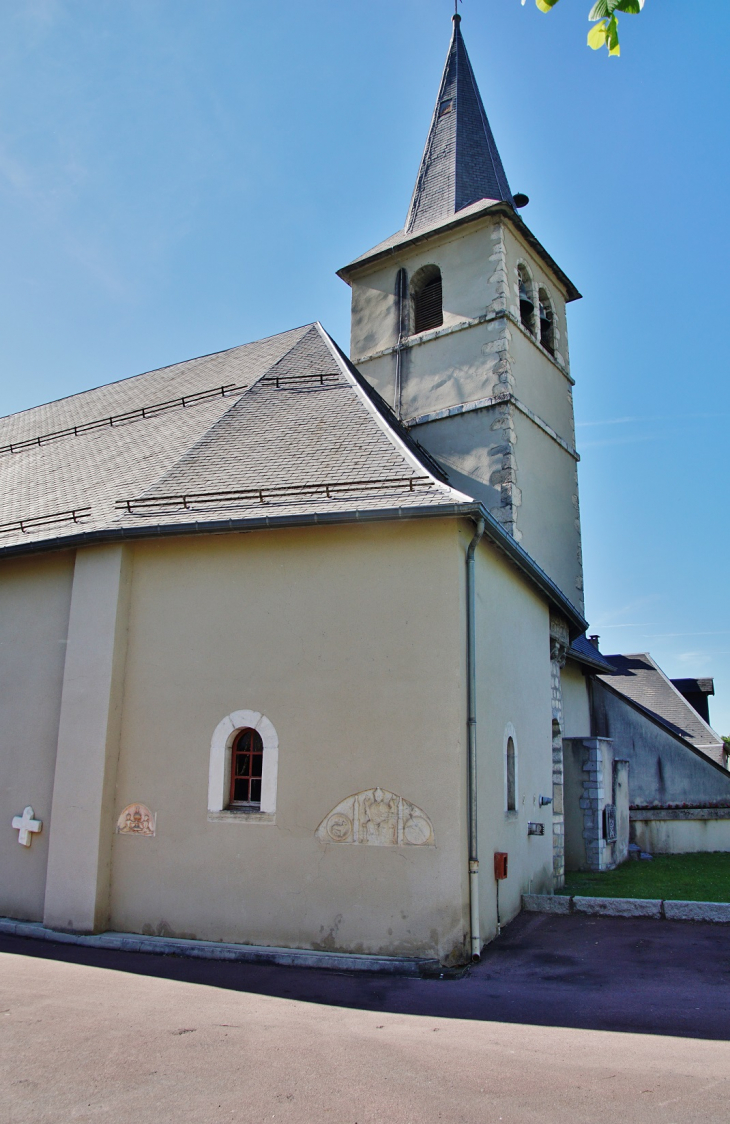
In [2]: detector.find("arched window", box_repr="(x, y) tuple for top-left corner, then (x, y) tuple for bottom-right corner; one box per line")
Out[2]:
(208, 710), (279, 819)
(538, 288), (554, 355)
(229, 727), (264, 808)
(411, 265), (443, 334)
(518, 264), (535, 335)
(506, 736), (517, 811)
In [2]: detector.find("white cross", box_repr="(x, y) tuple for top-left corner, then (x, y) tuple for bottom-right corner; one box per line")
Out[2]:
(12, 806), (42, 847)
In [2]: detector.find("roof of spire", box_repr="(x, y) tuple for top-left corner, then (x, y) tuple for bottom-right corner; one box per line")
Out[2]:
(405, 14), (513, 234)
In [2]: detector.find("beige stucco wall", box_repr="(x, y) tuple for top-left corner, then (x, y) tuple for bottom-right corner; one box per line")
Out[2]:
(0, 516), (564, 960)
(631, 817), (730, 855)
(473, 532), (554, 941)
(109, 520), (470, 962)
(561, 661), (591, 739)
(507, 327), (575, 439)
(0, 551), (74, 921)
(350, 217), (504, 368)
(511, 410), (583, 609)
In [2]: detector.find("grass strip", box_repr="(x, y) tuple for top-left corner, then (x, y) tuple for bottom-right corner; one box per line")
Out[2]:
(558, 852), (730, 902)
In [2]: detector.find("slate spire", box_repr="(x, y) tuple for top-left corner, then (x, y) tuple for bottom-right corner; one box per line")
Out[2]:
(405, 14), (513, 234)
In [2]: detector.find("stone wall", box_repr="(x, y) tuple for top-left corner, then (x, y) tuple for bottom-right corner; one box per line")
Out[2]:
(564, 737), (630, 871)
(549, 614), (569, 887)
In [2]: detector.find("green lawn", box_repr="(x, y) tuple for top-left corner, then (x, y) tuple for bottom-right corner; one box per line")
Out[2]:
(558, 852), (730, 902)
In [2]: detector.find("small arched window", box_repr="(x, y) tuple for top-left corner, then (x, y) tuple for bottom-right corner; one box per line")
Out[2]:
(411, 265), (443, 334)
(506, 736), (517, 812)
(229, 727), (264, 808)
(208, 710), (279, 819)
(518, 264), (535, 335)
(538, 288), (554, 356)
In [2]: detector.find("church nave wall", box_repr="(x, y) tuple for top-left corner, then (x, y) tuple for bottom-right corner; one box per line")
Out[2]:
(472, 534), (555, 939)
(107, 520), (471, 963)
(0, 551), (74, 922)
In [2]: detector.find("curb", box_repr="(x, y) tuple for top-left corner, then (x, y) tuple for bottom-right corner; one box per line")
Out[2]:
(0, 918), (449, 978)
(522, 894), (730, 922)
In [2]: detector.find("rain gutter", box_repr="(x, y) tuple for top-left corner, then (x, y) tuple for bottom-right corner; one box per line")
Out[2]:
(0, 501), (587, 637)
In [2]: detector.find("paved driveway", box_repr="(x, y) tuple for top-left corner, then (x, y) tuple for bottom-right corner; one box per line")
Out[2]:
(2, 913), (729, 1123)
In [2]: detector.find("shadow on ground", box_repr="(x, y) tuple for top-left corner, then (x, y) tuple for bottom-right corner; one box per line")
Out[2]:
(2, 911), (728, 1040)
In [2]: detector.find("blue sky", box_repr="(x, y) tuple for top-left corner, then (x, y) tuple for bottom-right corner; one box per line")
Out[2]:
(1, 0), (728, 733)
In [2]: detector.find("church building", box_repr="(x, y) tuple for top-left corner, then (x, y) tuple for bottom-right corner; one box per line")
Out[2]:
(3, 16), (724, 968)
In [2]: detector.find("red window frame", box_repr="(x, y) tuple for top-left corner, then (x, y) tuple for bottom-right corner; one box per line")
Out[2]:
(229, 727), (264, 808)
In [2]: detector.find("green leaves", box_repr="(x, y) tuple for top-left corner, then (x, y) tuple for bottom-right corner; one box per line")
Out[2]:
(530, 0), (646, 56)
(588, 13), (621, 55)
(589, 0), (644, 16)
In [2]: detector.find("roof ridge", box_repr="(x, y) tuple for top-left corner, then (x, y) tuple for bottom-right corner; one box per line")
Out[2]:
(0, 380), (249, 460)
(131, 326), (326, 500)
(0, 323), (315, 426)
(647, 653), (723, 744)
(599, 653), (723, 748)
(313, 323), (468, 501)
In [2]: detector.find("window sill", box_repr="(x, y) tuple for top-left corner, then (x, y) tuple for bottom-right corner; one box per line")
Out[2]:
(207, 810), (276, 825)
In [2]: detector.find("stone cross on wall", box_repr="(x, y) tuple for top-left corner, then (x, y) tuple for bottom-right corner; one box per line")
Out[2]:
(12, 806), (42, 847)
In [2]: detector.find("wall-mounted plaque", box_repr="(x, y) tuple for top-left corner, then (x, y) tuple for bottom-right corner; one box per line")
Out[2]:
(603, 804), (617, 843)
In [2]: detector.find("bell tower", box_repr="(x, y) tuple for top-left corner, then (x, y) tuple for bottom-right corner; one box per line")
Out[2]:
(338, 14), (584, 611)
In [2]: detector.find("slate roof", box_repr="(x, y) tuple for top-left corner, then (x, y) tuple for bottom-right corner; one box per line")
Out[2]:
(0, 319), (591, 633)
(405, 15), (513, 235)
(567, 633), (616, 673)
(598, 653), (723, 754)
(0, 323), (475, 554)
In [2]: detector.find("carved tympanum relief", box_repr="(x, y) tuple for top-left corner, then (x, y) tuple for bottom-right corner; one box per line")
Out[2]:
(116, 804), (156, 836)
(316, 788), (434, 847)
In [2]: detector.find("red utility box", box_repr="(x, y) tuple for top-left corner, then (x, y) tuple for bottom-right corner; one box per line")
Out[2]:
(494, 852), (508, 880)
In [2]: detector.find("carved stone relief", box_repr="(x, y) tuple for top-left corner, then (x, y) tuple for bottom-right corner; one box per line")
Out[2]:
(316, 788), (434, 847)
(116, 803), (156, 836)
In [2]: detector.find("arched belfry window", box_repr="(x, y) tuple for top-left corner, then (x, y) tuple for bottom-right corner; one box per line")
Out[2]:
(518, 264), (535, 335)
(411, 265), (443, 334)
(538, 288), (555, 356)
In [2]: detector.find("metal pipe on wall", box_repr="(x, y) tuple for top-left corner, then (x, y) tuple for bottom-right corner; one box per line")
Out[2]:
(394, 268), (408, 419)
(466, 516), (485, 961)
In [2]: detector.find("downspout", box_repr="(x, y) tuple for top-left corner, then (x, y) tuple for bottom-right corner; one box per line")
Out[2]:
(394, 268), (407, 419)
(466, 515), (485, 961)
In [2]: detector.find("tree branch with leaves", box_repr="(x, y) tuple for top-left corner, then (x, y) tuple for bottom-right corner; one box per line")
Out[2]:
(524, 0), (646, 57)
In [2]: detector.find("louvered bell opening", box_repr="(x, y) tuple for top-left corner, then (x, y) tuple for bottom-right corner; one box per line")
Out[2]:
(539, 304), (554, 355)
(519, 279), (534, 334)
(414, 276), (443, 334)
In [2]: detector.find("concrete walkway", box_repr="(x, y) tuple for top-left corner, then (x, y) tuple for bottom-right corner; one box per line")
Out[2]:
(2, 914), (729, 1123)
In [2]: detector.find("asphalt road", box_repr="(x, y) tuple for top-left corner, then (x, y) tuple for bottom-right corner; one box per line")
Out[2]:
(2, 913), (729, 1123)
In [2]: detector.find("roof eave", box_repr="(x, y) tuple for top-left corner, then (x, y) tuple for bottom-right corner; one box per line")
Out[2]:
(337, 202), (581, 303)
(0, 500), (587, 637)
(567, 645), (616, 674)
